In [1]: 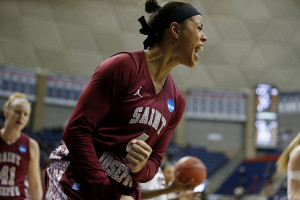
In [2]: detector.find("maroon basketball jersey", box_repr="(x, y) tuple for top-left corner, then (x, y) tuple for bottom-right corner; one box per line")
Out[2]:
(0, 132), (30, 200)
(45, 50), (185, 199)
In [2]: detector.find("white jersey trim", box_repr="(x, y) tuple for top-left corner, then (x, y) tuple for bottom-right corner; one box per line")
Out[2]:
(45, 160), (69, 200)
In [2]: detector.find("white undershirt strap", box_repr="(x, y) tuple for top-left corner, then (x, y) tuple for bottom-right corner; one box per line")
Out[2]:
(288, 170), (300, 181)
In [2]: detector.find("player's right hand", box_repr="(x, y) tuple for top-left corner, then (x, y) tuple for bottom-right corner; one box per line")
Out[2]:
(168, 174), (195, 192)
(125, 139), (152, 173)
(179, 190), (202, 200)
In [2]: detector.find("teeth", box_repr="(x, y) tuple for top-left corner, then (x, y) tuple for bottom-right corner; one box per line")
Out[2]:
(195, 46), (203, 53)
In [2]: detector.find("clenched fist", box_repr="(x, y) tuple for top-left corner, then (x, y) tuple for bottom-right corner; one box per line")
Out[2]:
(126, 139), (152, 173)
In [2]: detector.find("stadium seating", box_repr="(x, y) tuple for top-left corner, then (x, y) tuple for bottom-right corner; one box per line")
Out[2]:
(166, 144), (228, 177)
(216, 159), (277, 195)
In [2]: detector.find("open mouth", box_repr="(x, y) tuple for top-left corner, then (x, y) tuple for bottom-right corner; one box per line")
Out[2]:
(195, 45), (203, 53)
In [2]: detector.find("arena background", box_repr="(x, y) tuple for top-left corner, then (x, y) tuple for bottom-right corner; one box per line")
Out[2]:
(0, 0), (300, 199)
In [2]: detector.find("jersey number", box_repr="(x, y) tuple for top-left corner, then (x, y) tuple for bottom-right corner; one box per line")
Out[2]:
(0, 165), (16, 185)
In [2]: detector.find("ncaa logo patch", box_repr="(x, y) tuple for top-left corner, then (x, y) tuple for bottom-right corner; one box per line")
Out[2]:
(167, 99), (175, 113)
(72, 182), (80, 190)
(19, 145), (27, 154)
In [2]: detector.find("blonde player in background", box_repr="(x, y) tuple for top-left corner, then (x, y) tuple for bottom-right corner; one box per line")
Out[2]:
(277, 132), (300, 200)
(0, 92), (42, 200)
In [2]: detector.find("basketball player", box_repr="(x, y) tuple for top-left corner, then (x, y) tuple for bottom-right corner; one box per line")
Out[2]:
(0, 92), (42, 200)
(140, 165), (201, 200)
(43, 0), (207, 199)
(140, 167), (171, 200)
(164, 165), (176, 187)
(277, 132), (300, 199)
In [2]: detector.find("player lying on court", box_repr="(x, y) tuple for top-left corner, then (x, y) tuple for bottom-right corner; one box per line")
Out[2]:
(42, 0), (207, 199)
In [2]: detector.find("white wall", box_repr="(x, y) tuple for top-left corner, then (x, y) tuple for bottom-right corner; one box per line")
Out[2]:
(186, 120), (245, 151)
(42, 104), (74, 129)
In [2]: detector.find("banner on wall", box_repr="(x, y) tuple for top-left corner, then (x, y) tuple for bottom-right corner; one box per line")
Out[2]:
(278, 92), (300, 114)
(0, 65), (37, 101)
(44, 73), (89, 107)
(186, 89), (247, 122)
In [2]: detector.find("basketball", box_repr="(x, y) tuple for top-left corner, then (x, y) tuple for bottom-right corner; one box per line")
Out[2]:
(174, 156), (207, 186)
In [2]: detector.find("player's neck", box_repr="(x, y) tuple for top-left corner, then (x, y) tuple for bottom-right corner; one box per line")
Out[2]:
(0, 127), (21, 145)
(145, 47), (177, 93)
(145, 46), (179, 78)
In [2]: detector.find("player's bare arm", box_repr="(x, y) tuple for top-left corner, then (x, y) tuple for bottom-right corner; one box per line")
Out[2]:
(27, 138), (43, 200)
(289, 145), (300, 200)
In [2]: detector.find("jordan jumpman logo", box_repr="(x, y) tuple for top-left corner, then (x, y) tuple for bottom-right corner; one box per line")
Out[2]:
(134, 86), (142, 97)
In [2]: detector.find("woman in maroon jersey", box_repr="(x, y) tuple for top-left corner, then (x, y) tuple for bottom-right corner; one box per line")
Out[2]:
(43, 0), (207, 200)
(0, 92), (42, 200)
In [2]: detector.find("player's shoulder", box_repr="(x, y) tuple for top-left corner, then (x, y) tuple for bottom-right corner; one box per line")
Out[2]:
(29, 137), (40, 158)
(108, 51), (144, 67)
(291, 145), (300, 156)
(175, 90), (186, 110)
(97, 51), (144, 75)
(29, 137), (39, 147)
(169, 78), (185, 104)
(290, 145), (300, 169)
(165, 75), (186, 111)
(177, 89), (185, 102)
(21, 133), (38, 150)
(20, 132), (31, 143)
